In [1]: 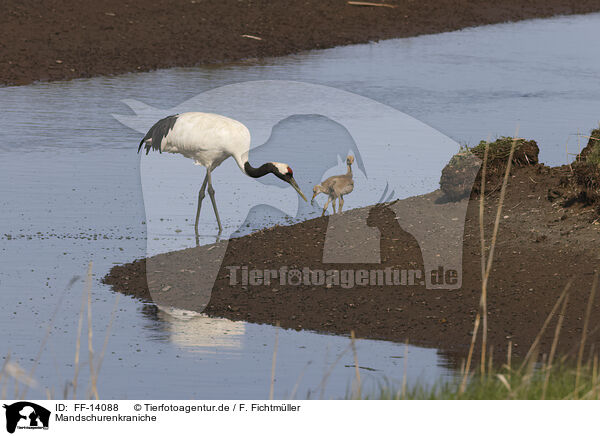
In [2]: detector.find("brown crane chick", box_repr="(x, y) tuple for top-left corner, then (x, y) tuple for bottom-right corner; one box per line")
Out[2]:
(312, 155), (354, 216)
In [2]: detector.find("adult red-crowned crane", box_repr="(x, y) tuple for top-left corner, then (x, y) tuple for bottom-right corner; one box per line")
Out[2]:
(138, 112), (308, 235)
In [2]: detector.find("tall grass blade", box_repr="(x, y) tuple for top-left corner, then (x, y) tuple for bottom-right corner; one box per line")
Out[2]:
(542, 293), (569, 399)
(350, 330), (361, 399)
(519, 282), (571, 372)
(576, 273), (598, 392)
(269, 321), (279, 400)
(72, 263), (92, 399)
(86, 264), (96, 399)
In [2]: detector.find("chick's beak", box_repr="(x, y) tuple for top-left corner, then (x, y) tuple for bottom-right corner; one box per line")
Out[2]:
(288, 177), (308, 202)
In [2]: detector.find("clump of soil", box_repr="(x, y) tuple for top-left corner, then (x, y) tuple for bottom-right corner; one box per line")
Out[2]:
(558, 129), (600, 213)
(439, 150), (481, 201)
(440, 137), (540, 201)
(572, 164), (600, 208)
(577, 128), (600, 163)
(470, 136), (540, 166)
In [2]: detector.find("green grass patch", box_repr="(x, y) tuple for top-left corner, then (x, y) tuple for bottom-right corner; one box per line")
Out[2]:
(469, 136), (539, 165)
(583, 128), (600, 166)
(352, 360), (600, 400)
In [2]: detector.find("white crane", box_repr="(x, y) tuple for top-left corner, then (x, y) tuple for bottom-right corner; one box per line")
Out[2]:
(138, 112), (308, 235)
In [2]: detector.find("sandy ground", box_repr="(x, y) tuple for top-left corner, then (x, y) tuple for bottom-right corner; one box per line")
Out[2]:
(4, 0), (600, 86)
(104, 156), (600, 362)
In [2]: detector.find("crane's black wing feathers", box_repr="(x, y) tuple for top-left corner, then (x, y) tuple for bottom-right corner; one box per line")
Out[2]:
(138, 114), (179, 155)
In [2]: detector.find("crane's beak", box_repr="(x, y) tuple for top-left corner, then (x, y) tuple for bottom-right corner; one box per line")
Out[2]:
(288, 177), (308, 202)
(311, 191), (318, 206)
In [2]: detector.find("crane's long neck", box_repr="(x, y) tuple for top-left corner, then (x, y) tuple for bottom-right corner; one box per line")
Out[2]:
(244, 161), (273, 178)
(233, 152), (273, 178)
(346, 163), (353, 177)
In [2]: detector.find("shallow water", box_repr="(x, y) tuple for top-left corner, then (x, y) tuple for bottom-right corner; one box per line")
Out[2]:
(1, 13), (599, 398)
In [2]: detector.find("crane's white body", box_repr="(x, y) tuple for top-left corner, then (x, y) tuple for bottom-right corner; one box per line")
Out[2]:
(139, 112), (305, 236)
(159, 112), (251, 172)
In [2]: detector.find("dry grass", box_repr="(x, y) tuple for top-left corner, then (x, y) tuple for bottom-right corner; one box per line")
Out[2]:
(269, 321), (280, 400)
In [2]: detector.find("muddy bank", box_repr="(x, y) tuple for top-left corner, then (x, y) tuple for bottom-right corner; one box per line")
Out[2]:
(104, 140), (600, 361)
(4, 0), (600, 86)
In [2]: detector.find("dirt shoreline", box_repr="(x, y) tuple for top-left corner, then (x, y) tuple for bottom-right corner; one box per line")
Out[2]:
(104, 152), (600, 363)
(4, 0), (600, 87)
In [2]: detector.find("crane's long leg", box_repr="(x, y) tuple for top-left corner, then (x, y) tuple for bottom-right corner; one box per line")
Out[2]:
(339, 195), (344, 213)
(322, 197), (331, 216)
(332, 197), (337, 214)
(206, 169), (223, 234)
(194, 172), (210, 236)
